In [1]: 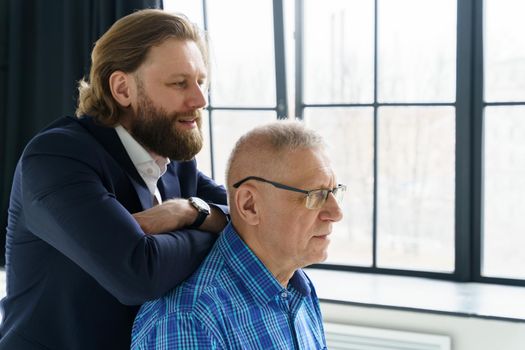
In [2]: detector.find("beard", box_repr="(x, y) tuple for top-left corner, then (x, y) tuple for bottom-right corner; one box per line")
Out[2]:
(128, 92), (204, 161)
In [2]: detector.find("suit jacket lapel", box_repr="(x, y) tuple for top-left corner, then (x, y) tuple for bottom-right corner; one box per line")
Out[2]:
(158, 162), (182, 200)
(75, 116), (153, 209)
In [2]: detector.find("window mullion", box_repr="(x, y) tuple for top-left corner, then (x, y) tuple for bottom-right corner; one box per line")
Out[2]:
(455, 0), (479, 281)
(272, 0), (288, 119)
(470, 0), (484, 283)
(294, 0), (304, 120)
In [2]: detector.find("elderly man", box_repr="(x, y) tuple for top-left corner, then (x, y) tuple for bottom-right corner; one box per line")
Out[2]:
(131, 121), (345, 349)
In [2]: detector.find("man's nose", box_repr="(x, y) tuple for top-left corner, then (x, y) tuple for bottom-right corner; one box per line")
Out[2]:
(186, 83), (207, 110)
(320, 193), (343, 222)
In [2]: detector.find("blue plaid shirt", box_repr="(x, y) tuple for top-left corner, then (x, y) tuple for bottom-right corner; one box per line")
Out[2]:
(131, 223), (327, 349)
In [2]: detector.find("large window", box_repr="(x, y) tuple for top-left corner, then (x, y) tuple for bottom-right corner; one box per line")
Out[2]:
(165, 0), (525, 286)
(301, 0), (456, 274)
(164, 0), (284, 185)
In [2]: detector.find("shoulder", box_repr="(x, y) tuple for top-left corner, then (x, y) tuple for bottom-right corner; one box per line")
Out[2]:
(132, 309), (222, 349)
(24, 116), (100, 157)
(134, 248), (233, 326)
(20, 117), (119, 179)
(132, 256), (232, 348)
(168, 251), (232, 315)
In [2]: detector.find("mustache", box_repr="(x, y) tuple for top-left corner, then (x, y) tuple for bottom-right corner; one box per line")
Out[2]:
(171, 110), (201, 120)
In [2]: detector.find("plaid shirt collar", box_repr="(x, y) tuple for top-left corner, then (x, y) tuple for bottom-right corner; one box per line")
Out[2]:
(216, 223), (312, 306)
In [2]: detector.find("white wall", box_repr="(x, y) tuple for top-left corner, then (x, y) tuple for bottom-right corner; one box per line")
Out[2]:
(321, 302), (525, 350)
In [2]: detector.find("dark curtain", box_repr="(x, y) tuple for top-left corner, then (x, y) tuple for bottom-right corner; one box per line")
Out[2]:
(0, 0), (163, 266)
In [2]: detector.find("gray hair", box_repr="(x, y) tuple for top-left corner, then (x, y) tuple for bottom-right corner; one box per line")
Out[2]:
(225, 120), (326, 189)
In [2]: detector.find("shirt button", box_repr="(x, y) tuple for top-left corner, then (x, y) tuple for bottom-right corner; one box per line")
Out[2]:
(280, 291), (288, 299)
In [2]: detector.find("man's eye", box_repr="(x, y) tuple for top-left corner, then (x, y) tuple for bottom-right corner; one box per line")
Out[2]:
(172, 81), (186, 88)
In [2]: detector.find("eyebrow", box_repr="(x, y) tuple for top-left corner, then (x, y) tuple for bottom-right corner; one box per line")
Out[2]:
(165, 73), (207, 80)
(296, 176), (337, 191)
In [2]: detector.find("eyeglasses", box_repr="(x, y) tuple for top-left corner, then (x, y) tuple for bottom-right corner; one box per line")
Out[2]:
(232, 176), (346, 210)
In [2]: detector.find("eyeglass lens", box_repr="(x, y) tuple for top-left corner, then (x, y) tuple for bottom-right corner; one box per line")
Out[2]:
(305, 186), (346, 209)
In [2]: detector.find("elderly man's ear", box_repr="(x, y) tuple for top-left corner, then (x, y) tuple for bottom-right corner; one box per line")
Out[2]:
(235, 187), (260, 226)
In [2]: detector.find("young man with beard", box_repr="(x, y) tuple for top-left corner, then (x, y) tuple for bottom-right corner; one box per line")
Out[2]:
(131, 122), (345, 349)
(0, 10), (228, 350)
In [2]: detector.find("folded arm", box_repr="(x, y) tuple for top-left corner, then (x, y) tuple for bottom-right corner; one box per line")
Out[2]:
(21, 135), (221, 305)
(132, 199), (227, 235)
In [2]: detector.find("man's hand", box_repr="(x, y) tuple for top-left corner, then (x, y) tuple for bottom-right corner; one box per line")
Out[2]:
(133, 199), (227, 235)
(133, 199), (194, 235)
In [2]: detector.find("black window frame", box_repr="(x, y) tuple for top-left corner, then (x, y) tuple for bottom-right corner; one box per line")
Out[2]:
(186, 0), (525, 287)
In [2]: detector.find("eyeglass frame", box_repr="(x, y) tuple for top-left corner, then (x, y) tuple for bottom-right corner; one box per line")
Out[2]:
(232, 176), (346, 209)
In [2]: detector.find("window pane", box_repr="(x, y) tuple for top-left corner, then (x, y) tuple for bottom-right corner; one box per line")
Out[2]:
(211, 111), (276, 186)
(484, 0), (525, 102)
(377, 107), (455, 272)
(304, 0), (374, 104)
(304, 108), (374, 266)
(195, 110), (212, 177)
(163, 0), (204, 27)
(378, 0), (456, 102)
(483, 107), (525, 279)
(207, 0), (276, 107)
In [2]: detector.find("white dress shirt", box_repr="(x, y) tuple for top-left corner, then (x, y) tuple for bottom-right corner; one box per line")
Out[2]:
(115, 125), (170, 205)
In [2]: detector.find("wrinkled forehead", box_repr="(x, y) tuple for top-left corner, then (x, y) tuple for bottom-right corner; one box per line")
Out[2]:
(265, 147), (334, 184)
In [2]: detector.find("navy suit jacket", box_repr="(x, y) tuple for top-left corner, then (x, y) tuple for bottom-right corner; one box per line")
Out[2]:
(0, 116), (228, 349)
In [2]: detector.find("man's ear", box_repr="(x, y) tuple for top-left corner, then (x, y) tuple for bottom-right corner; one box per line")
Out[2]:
(235, 186), (259, 226)
(109, 71), (133, 108)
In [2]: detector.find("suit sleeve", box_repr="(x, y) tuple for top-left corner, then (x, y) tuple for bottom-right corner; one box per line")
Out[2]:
(20, 132), (217, 305)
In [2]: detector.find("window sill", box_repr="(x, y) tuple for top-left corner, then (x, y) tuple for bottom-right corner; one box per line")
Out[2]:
(2, 267), (523, 322)
(305, 268), (525, 323)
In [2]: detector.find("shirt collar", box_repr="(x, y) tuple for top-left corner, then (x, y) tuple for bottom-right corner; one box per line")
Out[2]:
(217, 223), (312, 306)
(115, 125), (170, 197)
